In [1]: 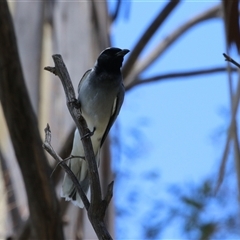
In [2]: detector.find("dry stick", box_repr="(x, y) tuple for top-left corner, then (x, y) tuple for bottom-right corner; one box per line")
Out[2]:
(43, 124), (90, 209)
(44, 55), (113, 240)
(50, 155), (84, 178)
(17, 126), (75, 239)
(52, 126), (75, 184)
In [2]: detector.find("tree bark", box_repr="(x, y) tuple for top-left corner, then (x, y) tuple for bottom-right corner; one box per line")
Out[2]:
(0, 1), (64, 239)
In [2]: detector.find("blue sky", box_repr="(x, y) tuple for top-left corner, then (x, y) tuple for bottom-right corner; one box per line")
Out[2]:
(108, 1), (238, 239)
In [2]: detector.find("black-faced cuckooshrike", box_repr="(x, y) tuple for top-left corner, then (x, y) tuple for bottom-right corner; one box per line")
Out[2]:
(61, 47), (129, 208)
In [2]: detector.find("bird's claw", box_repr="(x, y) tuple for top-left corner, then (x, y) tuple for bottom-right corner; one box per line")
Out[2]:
(81, 127), (96, 140)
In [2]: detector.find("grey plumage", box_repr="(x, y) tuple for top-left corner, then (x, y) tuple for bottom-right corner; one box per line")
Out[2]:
(61, 47), (129, 208)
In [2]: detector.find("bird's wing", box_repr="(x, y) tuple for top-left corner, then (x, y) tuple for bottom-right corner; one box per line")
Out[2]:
(100, 83), (125, 147)
(77, 69), (92, 94)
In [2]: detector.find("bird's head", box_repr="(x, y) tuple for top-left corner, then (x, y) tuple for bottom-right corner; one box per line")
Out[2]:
(96, 47), (129, 73)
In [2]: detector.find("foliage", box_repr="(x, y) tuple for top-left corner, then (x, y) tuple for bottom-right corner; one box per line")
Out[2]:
(163, 177), (240, 239)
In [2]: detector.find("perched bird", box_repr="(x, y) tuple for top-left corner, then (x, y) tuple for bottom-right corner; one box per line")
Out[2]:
(61, 47), (129, 208)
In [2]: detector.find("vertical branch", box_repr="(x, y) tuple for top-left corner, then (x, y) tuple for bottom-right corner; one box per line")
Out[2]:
(0, 1), (64, 239)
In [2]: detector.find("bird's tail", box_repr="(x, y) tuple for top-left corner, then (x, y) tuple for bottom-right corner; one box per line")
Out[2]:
(61, 157), (90, 208)
(61, 129), (100, 208)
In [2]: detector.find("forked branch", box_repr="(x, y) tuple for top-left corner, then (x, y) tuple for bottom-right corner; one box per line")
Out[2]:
(44, 55), (113, 240)
(42, 124), (90, 209)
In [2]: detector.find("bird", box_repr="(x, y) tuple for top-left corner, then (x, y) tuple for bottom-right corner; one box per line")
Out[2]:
(61, 47), (129, 208)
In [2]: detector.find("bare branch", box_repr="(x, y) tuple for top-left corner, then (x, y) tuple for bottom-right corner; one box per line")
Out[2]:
(50, 155), (84, 178)
(43, 124), (90, 209)
(122, 0), (180, 78)
(52, 126), (75, 185)
(124, 4), (221, 88)
(223, 53), (240, 68)
(126, 66), (238, 90)
(45, 55), (113, 240)
(17, 127), (75, 237)
(0, 1), (63, 239)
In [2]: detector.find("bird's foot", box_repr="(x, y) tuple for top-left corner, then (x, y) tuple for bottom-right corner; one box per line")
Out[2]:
(81, 127), (96, 140)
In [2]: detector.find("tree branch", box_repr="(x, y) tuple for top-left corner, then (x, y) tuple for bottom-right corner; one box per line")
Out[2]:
(44, 54), (113, 240)
(52, 126), (75, 185)
(15, 126), (75, 240)
(122, 0), (180, 78)
(126, 66), (238, 90)
(43, 124), (90, 209)
(0, 1), (64, 239)
(124, 4), (221, 88)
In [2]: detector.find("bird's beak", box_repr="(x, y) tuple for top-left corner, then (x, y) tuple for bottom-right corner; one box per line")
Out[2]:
(116, 49), (130, 57)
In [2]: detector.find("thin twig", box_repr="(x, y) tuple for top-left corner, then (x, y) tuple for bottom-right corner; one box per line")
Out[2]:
(223, 53), (240, 69)
(43, 124), (90, 209)
(126, 66), (238, 90)
(50, 155), (84, 178)
(51, 126), (75, 186)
